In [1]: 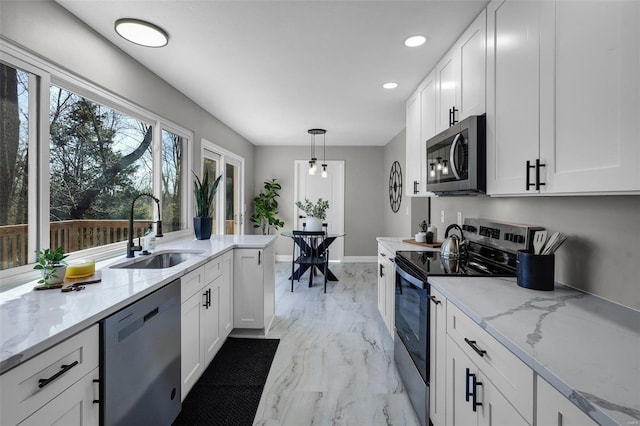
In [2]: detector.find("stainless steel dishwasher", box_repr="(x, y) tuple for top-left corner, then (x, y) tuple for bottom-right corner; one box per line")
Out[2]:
(101, 279), (181, 425)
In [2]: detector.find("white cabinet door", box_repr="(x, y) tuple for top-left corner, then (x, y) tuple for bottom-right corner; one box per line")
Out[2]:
(219, 251), (234, 337)
(446, 337), (479, 426)
(181, 288), (205, 398)
(406, 91), (422, 197)
(536, 376), (597, 426)
(486, 0), (542, 195)
(436, 50), (460, 134)
(18, 367), (99, 426)
(540, 0), (640, 193)
(458, 9), (486, 120)
(429, 288), (446, 426)
(478, 369), (529, 426)
(202, 281), (221, 366)
(233, 249), (264, 329)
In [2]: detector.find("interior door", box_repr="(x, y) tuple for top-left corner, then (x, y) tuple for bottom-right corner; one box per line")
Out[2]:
(225, 159), (242, 235)
(294, 160), (345, 262)
(202, 151), (221, 235)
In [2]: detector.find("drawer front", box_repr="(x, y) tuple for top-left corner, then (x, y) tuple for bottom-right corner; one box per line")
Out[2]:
(204, 256), (223, 283)
(0, 324), (99, 426)
(378, 244), (394, 259)
(446, 301), (533, 422)
(181, 265), (204, 303)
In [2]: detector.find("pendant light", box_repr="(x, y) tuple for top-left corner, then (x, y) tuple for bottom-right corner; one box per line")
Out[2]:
(308, 129), (327, 177)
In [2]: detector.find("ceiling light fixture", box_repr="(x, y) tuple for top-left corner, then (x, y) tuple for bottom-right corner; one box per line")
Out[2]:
(404, 35), (427, 47)
(382, 82), (398, 89)
(308, 129), (327, 177)
(115, 18), (169, 48)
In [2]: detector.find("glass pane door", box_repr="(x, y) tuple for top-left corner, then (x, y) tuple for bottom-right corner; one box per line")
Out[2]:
(225, 161), (240, 235)
(203, 153), (220, 235)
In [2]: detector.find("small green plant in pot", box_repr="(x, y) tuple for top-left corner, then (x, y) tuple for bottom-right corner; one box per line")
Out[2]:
(251, 179), (285, 235)
(416, 220), (429, 243)
(34, 247), (69, 287)
(193, 168), (222, 240)
(295, 198), (330, 231)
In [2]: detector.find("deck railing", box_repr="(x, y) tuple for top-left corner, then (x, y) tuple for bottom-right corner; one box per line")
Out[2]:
(0, 219), (236, 270)
(0, 220), (152, 270)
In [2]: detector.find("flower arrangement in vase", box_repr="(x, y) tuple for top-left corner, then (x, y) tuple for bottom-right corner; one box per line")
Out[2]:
(295, 198), (330, 231)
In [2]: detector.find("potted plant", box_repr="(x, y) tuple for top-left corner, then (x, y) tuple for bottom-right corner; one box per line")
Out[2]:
(33, 247), (69, 287)
(295, 198), (330, 232)
(416, 220), (429, 243)
(250, 179), (285, 235)
(193, 168), (222, 240)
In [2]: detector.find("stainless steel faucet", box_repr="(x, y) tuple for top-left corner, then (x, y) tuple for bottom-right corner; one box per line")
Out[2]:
(127, 193), (164, 258)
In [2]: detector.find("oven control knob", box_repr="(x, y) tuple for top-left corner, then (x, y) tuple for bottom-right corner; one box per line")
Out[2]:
(514, 235), (525, 244)
(504, 233), (513, 241)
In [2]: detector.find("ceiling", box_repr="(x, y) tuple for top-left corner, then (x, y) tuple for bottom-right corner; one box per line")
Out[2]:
(56, 1), (487, 147)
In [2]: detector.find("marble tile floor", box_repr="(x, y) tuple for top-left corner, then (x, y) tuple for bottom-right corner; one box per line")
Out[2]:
(253, 262), (420, 426)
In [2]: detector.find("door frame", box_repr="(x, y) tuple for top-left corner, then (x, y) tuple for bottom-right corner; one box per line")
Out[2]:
(293, 159), (345, 262)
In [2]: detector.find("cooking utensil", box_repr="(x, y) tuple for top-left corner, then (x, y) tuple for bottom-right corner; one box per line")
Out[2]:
(441, 224), (467, 259)
(533, 230), (547, 254)
(541, 232), (568, 255)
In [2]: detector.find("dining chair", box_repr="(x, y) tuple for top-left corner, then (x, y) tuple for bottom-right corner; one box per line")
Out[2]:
(291, 230), (330, 293)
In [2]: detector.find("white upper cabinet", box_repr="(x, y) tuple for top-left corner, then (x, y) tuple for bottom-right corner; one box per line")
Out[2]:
(406, 9), (485, 197)
(486, 0), (542, 195)
(540, 0), (640, 193)
(436, 9), (487, 134)
(406, 91), (423, 197)
(487, 0), (640, 195)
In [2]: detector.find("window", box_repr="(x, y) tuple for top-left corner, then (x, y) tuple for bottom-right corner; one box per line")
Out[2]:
(0, 48), (192, 281)
(49, 85), (155, 252)
(0, 63), (30, 270)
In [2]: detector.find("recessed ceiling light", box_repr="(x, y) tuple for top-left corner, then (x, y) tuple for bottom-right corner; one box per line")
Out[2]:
(115, 18), (169, 48)
(382, 82), (399, 89)
(404, 35), (427, 48)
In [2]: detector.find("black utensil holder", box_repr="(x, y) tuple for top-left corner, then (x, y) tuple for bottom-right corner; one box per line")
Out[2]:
(516, 250), (555, 291)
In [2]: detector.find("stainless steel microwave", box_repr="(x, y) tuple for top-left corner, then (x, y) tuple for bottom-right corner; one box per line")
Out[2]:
(426, 114), (486, 195)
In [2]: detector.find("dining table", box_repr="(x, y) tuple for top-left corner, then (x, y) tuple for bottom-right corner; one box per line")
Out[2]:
(281, 231), (346, 282)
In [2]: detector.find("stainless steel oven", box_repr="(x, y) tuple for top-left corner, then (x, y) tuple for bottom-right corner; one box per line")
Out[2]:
(426, 114), (485, 195)
(394, 254), (430, 426)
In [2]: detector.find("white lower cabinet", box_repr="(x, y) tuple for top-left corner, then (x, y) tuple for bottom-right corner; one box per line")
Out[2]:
(446, 335), (529, 426)
(536, 375), (597, 426)
(233, 244), (275, 333)
(180, 252), (233, 398)
(429, 288), (446, 426)
(18, 367), (99, 426)
(0, 325), (99, 426)
(377, 244), (395, 335)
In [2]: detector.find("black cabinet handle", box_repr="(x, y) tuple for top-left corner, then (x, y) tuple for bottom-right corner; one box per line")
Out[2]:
(379, 263), (384, 278)
(413, 180), (419, 194)
(203, 290), (209, 309)
(258, 251), (261, 265)
(535, 158), (546, 190)
(526, 160), (534, 190)
(464, 338), (487, 357)
(38, 361), (79, 388)
(208, 289), (211, 307)
(380, 253), (386, 257)
(465, 368), (483, 412)
(451, 106), (458, 126)
(429, 295), (441, 305)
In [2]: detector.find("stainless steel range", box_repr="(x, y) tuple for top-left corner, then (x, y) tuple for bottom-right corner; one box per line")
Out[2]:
(393, 218), (543, 426)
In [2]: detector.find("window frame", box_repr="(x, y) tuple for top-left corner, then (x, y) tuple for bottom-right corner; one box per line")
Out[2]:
(0, 40), (193, 287)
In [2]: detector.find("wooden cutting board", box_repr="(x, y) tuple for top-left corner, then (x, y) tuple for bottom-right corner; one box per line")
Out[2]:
(34, 271), (102, 291)
(402, 239), (442, 248)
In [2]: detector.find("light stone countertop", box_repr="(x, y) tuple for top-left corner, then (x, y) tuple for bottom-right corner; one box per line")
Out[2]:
(378, 237), (640, 426)
(376, 237), (439, 253)
(0, 235), (277, 374)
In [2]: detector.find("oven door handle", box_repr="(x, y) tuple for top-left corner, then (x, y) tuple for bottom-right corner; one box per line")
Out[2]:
(449, 133), (462, 180)
(396, 265), (426, 289)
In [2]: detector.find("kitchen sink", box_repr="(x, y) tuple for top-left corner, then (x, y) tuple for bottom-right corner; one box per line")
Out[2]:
(111, 250), (203, 269)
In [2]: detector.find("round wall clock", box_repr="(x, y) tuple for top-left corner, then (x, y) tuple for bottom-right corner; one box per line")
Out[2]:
(389, 160), (402, 213)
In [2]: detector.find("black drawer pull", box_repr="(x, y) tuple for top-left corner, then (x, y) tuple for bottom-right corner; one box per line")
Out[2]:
(38, 360), (79, 388)
(429, 295), (441, 305)
(464, 338), (487, 357)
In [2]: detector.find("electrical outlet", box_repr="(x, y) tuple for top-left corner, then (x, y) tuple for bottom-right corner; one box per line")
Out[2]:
(440, 210), (445, 224)
(457, 211), (463, 226)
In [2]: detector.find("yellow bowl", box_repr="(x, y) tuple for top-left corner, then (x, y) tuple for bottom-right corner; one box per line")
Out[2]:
(65, 259), (96, 278)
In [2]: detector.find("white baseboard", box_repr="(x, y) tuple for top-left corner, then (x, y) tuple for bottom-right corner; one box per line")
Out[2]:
(275, 255), (377, 263)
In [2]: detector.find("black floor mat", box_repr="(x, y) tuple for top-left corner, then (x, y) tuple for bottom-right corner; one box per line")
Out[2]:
(173, 337), (280, 426)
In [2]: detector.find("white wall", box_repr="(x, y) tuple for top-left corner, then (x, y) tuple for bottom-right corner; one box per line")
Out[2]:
(382, 129), (412, 238)
(0, 0), (256, 220)
(254, 146), (384, 258)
